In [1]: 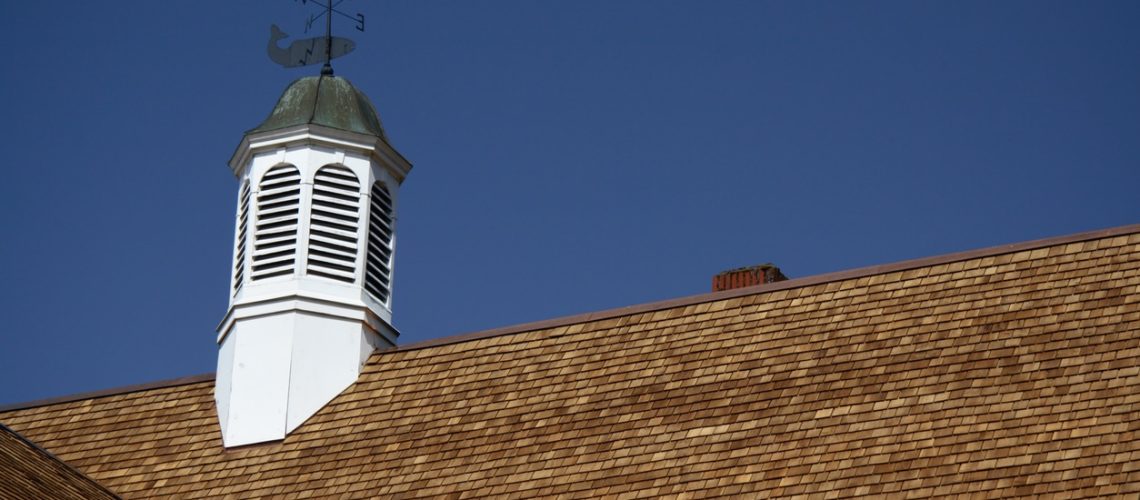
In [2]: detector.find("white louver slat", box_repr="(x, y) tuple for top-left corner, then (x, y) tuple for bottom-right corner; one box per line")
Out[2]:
(251, 165), (301, 281)
(232, 182), (251, 294)
(307, 166), (360, 283)
(365, 182), (394, 303)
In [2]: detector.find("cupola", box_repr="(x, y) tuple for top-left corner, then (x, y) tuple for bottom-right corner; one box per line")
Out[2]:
(216, 74), (411, 447)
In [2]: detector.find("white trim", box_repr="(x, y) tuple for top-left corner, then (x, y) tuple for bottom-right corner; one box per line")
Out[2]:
(295, 171), (314, 285)
(229, 125), (412, 181)
(217, 290), (398, 345)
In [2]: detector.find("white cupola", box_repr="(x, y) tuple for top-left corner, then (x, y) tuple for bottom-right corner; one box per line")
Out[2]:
(216, 75), (411, 447)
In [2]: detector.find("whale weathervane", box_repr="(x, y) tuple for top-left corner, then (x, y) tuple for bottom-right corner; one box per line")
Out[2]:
(269, 0), (364, 75)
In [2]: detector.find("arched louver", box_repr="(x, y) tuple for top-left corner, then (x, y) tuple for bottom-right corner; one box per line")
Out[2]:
(232, 181), (251, 293)
(251, 165), (302, 280)
(365, 182), (394, 303)
(306, 166), (360, 283)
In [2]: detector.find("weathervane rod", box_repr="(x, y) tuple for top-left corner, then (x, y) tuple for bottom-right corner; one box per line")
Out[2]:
(322, 0), (334, 75)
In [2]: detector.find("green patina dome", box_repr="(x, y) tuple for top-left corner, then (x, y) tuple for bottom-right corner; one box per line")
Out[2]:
(249, 75), (386, 139)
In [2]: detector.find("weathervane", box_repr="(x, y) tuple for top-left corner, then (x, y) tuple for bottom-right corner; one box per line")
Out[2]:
(268, 0), (365, 75)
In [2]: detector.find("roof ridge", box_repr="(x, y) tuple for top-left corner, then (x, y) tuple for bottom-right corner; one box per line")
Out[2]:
(391, 222), (1140, 353)
(4, 222), (1137, 414)
(0, 373), (215, 414)
(0, 423), (121, 498)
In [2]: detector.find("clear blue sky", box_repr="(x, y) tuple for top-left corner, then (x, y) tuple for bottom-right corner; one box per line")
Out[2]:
(1, 1), (1137, 405)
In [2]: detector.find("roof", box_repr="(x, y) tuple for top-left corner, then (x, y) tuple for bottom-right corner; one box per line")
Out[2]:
(0, 424), (119, 499)
(248, 75), (387, 138)
(2, 223), (1139, 497)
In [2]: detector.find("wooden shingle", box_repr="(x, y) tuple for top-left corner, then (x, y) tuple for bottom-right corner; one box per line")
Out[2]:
(0, 424), (119, 499)
(2, 224), (1139, 497)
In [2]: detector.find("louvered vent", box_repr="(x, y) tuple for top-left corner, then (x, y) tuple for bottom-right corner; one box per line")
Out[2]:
(251, 165), (302, 281)
(232, 182), (251, 294)
(307, 166), (361, 283)
(365, 182), (394, 303)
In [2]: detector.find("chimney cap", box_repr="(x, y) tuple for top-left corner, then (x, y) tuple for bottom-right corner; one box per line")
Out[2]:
(712, 264), (787, 292)
(718, 263), (780, 274)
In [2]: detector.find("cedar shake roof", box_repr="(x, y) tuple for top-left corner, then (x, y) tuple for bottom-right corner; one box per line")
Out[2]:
(0, 424), (119, 499)
(2, 224), (1139, 498)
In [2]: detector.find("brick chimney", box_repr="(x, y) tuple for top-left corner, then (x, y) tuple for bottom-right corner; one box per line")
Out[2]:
(712, 264), (787, 292)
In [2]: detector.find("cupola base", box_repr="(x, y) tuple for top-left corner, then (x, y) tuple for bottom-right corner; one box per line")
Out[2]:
(215, 300), (395, 447)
